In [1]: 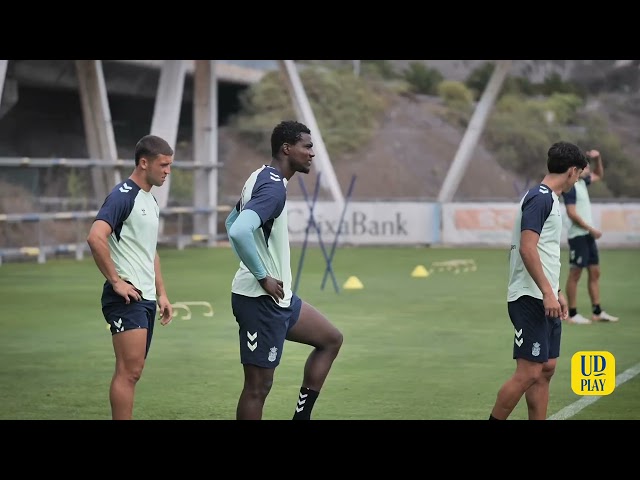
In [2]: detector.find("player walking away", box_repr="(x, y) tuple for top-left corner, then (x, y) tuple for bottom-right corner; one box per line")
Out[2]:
(562, 149), (619, 325)
(225, 120), (343, 420)
(489, 141), (587, 420)
(87, 135), (174, 420)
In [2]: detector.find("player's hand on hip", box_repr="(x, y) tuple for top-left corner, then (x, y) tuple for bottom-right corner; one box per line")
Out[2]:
(589, 227), (602, 239)
(259, 276), (284, 302)
(113, 280), (142, 304)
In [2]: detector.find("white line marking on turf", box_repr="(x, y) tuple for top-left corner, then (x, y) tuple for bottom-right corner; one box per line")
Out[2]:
(548, 362), (640, 420)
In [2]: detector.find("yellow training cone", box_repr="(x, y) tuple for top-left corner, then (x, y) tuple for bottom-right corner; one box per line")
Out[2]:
(343, 276), (364, 290)
(411, 265), (429, 278)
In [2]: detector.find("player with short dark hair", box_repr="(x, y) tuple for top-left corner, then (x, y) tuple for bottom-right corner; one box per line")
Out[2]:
(87, 134), (174, 420)
(489, 141), (588, 420)
(226, 120), (343, 420)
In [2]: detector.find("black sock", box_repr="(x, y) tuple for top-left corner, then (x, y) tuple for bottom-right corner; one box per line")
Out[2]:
(569, 308), (577, 318)
(592, 304), (602, 315)
(292, 387), (319, 420)
(489, 414), (501, 420)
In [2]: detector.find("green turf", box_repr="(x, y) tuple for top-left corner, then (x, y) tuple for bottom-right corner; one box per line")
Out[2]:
(0, 246), (637, 420)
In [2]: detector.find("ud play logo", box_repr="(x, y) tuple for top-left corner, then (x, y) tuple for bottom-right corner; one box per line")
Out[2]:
(571, 351), (616, 395)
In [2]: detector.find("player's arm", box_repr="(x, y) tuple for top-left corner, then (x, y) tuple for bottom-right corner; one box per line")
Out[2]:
(225, 204), (241, 257)
(227, 208), (267, 281)
(154, 252), (173, 325)
(519, 230), (555, 298)
(586, 149), (604, 181)
(87, 219), (141, 303)
(520, 229), (561, 318)
(564, 204), (594, 232)
(87, 219), (121, 286)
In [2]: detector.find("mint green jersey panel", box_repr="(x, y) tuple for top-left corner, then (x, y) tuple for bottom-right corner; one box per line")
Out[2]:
(95, 180), (160, 300)
(563, 177), (593, 239)
(231, 166), (293, 308)
(507, 184), (563, 302)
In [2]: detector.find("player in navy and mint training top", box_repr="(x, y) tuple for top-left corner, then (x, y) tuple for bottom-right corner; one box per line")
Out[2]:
(562, 149), (619, 324)
(87, 135), (174, 420)
(489, 141), (588, 420)
(226, 120), (343, 420)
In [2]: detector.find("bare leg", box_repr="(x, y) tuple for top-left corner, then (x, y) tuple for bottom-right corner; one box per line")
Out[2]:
(236, 364), (274, 420)
(110, 329), (147, 420)
(565, 267), (582, 310)
(286, 301), (343, 392)
(524, 358), (556, 420)
(587, 265), (601, 306)
(491, 358), (543, 420)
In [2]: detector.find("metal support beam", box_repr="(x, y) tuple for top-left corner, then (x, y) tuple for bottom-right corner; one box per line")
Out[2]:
(0, 60), (7, 107)
(75, 60), (121, 202)
(279, 60), (344, 210)
(193, 60), (219, 245)
(150, 60), (187, 225)
(437, 60), (512, 203)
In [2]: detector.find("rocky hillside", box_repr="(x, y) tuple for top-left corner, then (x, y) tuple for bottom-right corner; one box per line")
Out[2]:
(216, 61), (640, 204)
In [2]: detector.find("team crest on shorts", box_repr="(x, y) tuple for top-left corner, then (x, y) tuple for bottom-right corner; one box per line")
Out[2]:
(268, 346), (278, 362)
(532, 342), (541, 357)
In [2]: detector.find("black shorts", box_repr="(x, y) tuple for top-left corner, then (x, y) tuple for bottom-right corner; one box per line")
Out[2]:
(232, 292), (302, 368)
(101, 281), (156, 357)
(507, 295), (561, 363)
(568, 234), (599, 269)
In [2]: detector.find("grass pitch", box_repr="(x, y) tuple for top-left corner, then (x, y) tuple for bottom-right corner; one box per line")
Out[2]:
(0, 246), (638, 420)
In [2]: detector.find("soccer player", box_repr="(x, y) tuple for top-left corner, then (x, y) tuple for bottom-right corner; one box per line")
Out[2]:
(225, 120), (343, 420)
(87, 135), (174, 420)
(489, 141), (588, 420)
(562, 149), (619, 324)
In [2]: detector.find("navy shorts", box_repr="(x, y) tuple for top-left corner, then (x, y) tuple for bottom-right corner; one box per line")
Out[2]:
(568, 234), (599, 268)
(101, 281), (157, 357)
(507, 295), (561, 363)
(232, 292), (302, 368)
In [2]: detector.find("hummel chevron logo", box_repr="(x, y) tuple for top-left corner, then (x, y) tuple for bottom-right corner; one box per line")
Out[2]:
(514, 328), (523, 347)
(247, 331), (257, 351)
(295, 392), (308, 412)
(539, 185), (549, 194)
(269, 172), (281, 182)
(114, 318), (124, 332)
(119, 182), (133, 193)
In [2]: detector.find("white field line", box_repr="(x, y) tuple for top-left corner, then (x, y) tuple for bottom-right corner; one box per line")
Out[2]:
(548, 362), (640, 420)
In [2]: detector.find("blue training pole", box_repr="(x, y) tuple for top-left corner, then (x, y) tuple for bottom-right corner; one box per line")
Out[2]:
(321, 174), (356, 291)
(298, 174), (340, 293)
(293, 173), (322, 294)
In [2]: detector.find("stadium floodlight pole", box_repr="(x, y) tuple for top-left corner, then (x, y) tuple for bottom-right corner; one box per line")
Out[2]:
(437, 60), (512, 203)
(279, 60), (345, 211)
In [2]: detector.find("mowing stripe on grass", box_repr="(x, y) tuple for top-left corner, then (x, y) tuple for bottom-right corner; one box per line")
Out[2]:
(548, 362), (640, 420)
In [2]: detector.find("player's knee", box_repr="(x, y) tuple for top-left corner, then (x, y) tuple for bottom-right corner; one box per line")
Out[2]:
(569, 268), (582, 281)
(119, 364), (144, 384)
(328, 328), (344, 354)
(541, 360), (556, 379)
(245, 377), (273, 400)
